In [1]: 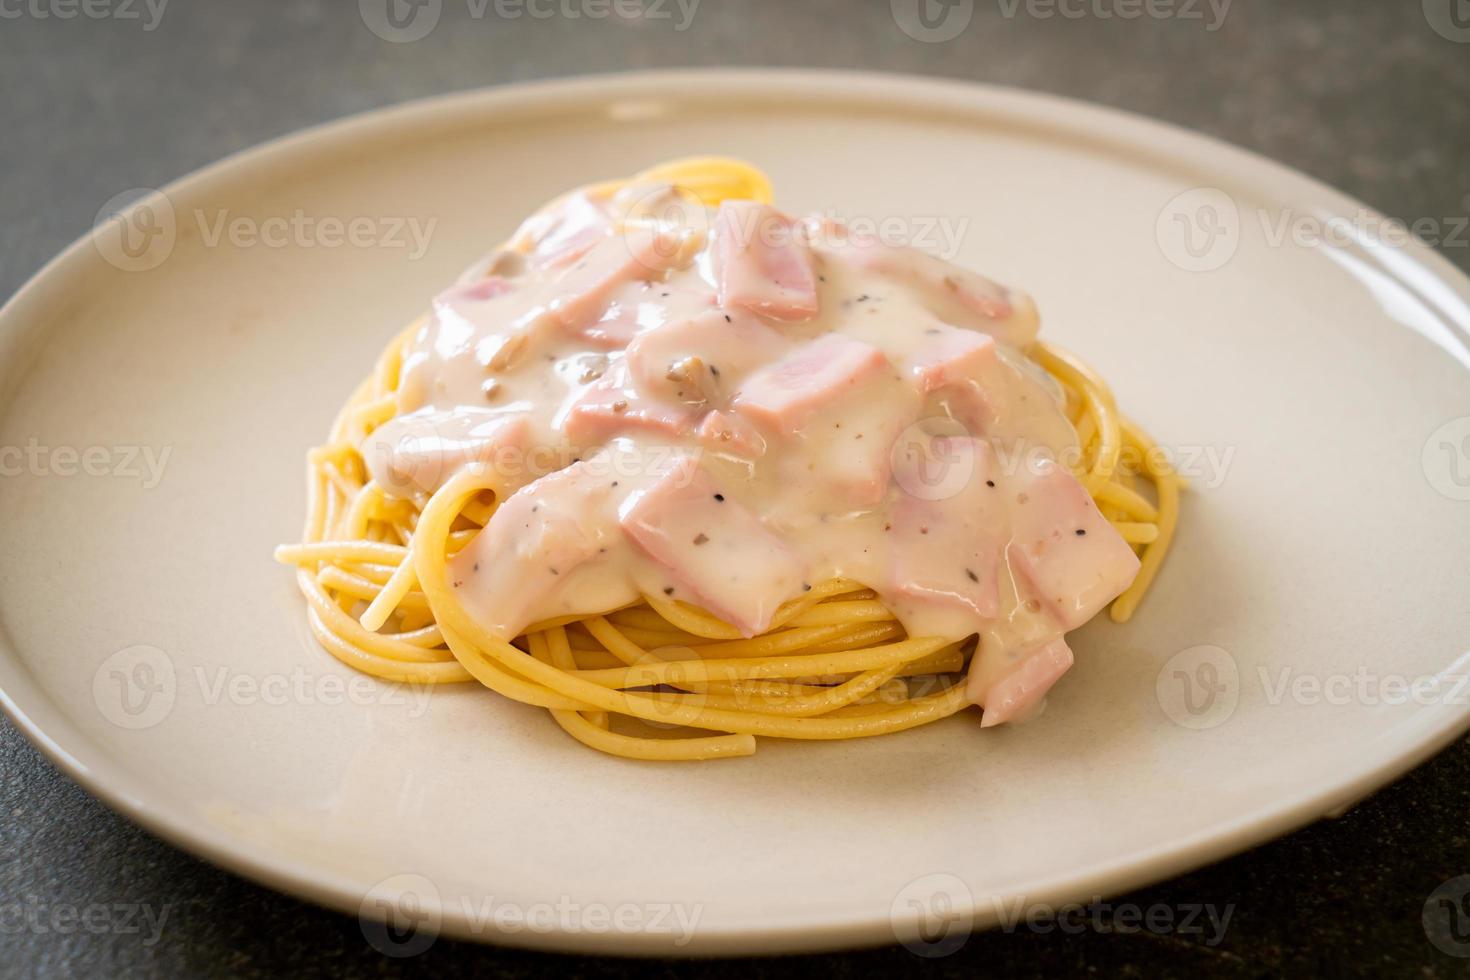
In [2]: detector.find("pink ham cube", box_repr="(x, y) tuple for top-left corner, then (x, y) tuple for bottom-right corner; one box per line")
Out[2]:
(364, 411), (532, 498)
(886, 437), (1001, 619)
(713, 201), (820, 320)
(808, 229), (1040, 348)
(732, 333), (891, 435)
(620, 467), (807, 636)
(972, 638), (1075, 727)
(447, 456), (617, 638)
(697, 410), (767, 458)
(907, 323), (999, 395)
(625, 308), (790, 404)
(1008, 460), (1141, 629)
(558, 361), (696, 448)
(547, 225), (685, 335)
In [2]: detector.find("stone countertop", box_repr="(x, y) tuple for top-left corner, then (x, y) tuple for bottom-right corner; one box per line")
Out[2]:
(2, 1), (1468, 976)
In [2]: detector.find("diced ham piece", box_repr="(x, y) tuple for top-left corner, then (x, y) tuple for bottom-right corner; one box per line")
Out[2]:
(698, 411), (766, 458)
(907, 323), (998, 395)
(713, 201), (820, 320)
(807, 378), (920, 508)
(363, 411), (531, 498)
(886, 437), (1001, 619)
(971, 638), (1075, 727)
(575, 302), (643, 350)
(1008, 459), (1141, 629)
(430, 276), (521, 345)
(558, 361), (696, 448)
(625, 308), (790, 405)
(611, 182), (708, 234)
(807, 226), (1039, 348)
(441, 275), (516, 305)
(906, 323), (1008, 436)
(620, 467), (808, 636)
(447, 457), (619, 638)
(907, 323), (1074, 451)
(566, 282), (719, 350)
(733, 334), (891, 435)
(547, 225), (685, 336)
(514, 191), (614, 269)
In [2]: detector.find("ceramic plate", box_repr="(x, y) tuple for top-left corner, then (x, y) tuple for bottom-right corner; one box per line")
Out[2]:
(2, 71), (1468, 956)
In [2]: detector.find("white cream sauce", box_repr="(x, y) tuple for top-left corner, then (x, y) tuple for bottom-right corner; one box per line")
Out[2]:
(362, 183), (1141, 718)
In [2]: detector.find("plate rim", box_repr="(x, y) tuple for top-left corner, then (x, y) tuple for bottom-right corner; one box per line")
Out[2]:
(2, 67), (1469, 956)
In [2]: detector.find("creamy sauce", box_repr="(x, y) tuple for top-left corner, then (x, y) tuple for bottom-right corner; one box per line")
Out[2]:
(361, 183), (1141, 719)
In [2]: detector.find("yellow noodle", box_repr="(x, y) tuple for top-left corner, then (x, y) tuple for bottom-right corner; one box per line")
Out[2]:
(275, 158), (1179, 759)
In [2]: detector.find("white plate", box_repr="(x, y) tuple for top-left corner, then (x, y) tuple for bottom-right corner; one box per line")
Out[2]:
(2, 70), (1469, 956)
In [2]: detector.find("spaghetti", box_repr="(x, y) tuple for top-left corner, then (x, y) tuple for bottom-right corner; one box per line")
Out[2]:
(275, 159), (1181, 761)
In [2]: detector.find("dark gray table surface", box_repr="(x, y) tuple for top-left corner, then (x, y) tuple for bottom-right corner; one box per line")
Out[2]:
(3, 1), (1469, 977)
